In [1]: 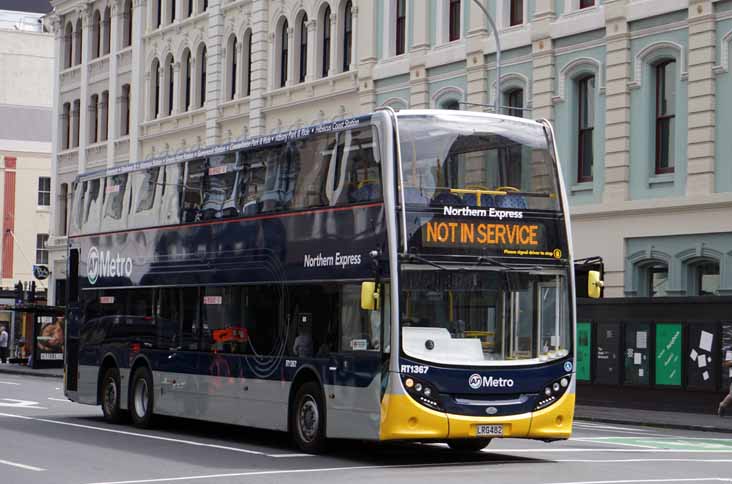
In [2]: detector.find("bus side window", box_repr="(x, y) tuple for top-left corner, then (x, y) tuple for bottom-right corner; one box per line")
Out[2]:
(129, 167), (161, 229)
(290, 134), (331, 210)
(180, 287), (200, 351)
(101, 174), (130, 232)
(182, 159), (205, 223)
(155, 288), (181, 350)
(82, 178), (103, 234)
(340, 284), (380, 351)
(201, 153), (239, 220)
(160, 163), (181, 225)
(260, 144), (296, 213)
(329, 128), (382, 206)
(238, 151), (266, 216)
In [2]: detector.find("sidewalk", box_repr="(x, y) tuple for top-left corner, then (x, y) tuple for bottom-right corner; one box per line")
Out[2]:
(576, 404), (732, 434)
(0, 363), (63, 379)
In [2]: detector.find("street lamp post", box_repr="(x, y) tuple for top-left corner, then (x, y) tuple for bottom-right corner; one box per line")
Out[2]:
(470, 0), (502, 114)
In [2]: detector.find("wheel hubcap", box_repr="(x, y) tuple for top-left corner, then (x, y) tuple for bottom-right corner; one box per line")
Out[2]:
(134, 379), (149, 417)
(104, 379), (117, 414)
(297, 396), (319, 443)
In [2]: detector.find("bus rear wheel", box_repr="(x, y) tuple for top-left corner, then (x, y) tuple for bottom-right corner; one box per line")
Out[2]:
(129, 366), (155, 428)
(101, 367), (126, 423)
(447, 438), (491, 452)
(291, 382), (327, 454)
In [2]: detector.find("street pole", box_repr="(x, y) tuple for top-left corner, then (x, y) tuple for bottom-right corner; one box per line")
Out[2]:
(470, 0), (501, 114)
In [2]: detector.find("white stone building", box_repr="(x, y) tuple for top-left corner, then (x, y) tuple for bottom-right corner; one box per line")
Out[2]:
(47, 0), (732, 304)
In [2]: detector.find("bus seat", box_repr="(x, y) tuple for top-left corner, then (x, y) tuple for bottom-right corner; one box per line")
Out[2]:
(496, 194), (528, 209)
(430, 191), (464, 206)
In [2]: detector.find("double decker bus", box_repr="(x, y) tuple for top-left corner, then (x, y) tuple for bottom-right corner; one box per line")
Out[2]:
(65, 109), (586, 453)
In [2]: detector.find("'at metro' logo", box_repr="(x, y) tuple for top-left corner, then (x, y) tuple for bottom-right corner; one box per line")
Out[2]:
(87, 246), (133, 285)
(468, 373), (515, 390)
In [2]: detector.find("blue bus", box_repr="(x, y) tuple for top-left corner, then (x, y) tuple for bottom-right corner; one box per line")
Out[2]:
(64, 109), (586, 453)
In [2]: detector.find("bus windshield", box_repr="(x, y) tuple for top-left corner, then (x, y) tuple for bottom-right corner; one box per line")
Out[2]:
(400, 269), (571, 366)
(397, 114), (560, 211)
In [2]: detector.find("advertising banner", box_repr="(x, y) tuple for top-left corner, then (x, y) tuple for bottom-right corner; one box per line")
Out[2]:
(687, 323), (717, 391)
(655, 323), (682, 386)
(577, 322), (592, 381)
(33, 314), (64, 369)
(624, 322), (650, 385)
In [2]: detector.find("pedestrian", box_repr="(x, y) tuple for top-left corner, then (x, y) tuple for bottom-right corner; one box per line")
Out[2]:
(719, 352), (732, 417)
(0, 325), (8, 364)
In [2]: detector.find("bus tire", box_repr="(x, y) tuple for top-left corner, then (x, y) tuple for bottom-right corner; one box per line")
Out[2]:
(101, 367), (126, 424)
(291, 381), (327, 454)
(129, 366), (155, 428)
(447, 438), (491, 452)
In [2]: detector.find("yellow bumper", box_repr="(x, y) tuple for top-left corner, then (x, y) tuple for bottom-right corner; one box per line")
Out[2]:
(380, 391), (575, 441)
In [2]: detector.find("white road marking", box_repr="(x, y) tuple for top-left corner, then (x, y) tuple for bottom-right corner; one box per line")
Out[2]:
(544, 479), (732, 484)
(554, 459), (732, 463)
(47, 397), (72, 403)
(0, 412), (309, 459)
(574, 423), (656, 433)
(573, 427), (667, 437)
(0, 458), (45, 472)
(482, 448), (732, 453)
(0, 381), (21, 385)
(0, 399), (46, 409)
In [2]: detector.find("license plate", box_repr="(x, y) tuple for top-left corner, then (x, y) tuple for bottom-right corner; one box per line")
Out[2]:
(476, 424), (504, 436)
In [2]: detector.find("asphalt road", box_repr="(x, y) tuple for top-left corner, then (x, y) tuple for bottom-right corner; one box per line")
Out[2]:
(0, 373), (731, 484)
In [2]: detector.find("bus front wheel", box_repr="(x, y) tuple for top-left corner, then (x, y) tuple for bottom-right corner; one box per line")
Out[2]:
(447, 438), (491, 452)
(101, 367), (126, 423)
(291, 382), (327, 454)
(129, 366), (155, 428)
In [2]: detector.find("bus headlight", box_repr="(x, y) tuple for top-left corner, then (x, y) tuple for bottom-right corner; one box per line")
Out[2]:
(401, 374), (443, 411)
(535, 374), (571, 411)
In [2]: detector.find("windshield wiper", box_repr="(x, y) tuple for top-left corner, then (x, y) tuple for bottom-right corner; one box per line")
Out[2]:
(399, 253), (450, 271)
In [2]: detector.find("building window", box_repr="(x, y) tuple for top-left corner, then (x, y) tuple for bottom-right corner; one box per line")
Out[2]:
(449, 0), (461, 41)
(102, 7), (111, 55)
(655, 60), (676, 174)
(74, 18), (82, 65)
(343, 1), (353, 71)
(121, 84), (130, 136)
(577, 76), (595, 183)
(579, 0), (595, 8)
(64, 22), (73, 68)
(695, 262), (720, 296)
(182, 50), (191, 110)
(299, 15), (308, 83)
(123, 1), (132, 47)
(322, 6), (331, 77)
(156, 0), (162, 28)
(199, 45), (207, 107)
(166, 57), (174, 115)
(509, 0), (523, 27)
(36, 234), (49, 265)
(62, 102), (71, 149)
(647, 264), (668, 297)
(245, 31), (252, 96)
(280, 20), (289, 87)
(60, 183), (69, 236)
(100, 90), (109, 141)
(229, 36), (238, 99)
(187, 0), (192, 17)
(396, 0), (406, 55)
(90, 93), (99, 143)
(442, 99), (460, 110)
(152, 58), (160, 118)
(72, 99), (80, 147)
(506, 88), (524, 118)
(169, 0), (176, 23)
(92, 10), (101, 58)
(38, 177), (51, 206)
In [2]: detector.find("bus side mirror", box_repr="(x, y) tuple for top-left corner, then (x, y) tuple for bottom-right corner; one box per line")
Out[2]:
(360, 282), (380, 311)
(588, 270), (604, 299)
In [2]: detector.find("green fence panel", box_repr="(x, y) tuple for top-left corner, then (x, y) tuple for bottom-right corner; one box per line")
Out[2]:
(577, 322), (591, 381)
(655, 323), (682, 386)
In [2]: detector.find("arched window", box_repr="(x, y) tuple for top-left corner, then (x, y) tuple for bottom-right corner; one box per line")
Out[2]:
(169, 0), (176, 23)
(62, 102), (71, 149)
(299, 14), (308, 83)
(577, 76), (595, 182)
(244, 30), (252, 96)
(694, 261), (720, 296)
(181, 49), (192, 110)
(74, 18), (82, 65)
(280, 20), (289, 87)
(151, 57), (160, 119)
(227, 35), (238, 100)
(123, 1), (132, 48)
(187, 0), (193, 17)
(509, 0), (523, 27)
(121, 84), (131, 136)
(505, 88), (524, 118)
(441, 99), (460, 110)
(165, 55), (174, 115)
(655, 60), (676, 174)
(72, 99), (80, 147)
(342, 1), (352, 72)
(100, 91), (109, 141)
(102, 7), (111, 55)
(92, 10), (101, 58)
(90, 94), (99, 143)
(640, 261), (669, 297)
(322, 6), (331, 78)
(199, 45), (207, 107)
(156, 0), (162, 28)
(64, 22), (73, 68)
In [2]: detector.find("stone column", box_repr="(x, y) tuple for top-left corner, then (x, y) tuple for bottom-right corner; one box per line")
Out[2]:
(79, 5), (92, 172)
(357, 2), (376, 112)
(409, 0), (430, 109)
(157, 65), (165, 118)
(171, 61), (181, 114)
(286, 24), (296, 87)
(130, 0), (146, 163)
(603, 0), (631, 202)
(205, 0), (224, 144)
(107, 2), (120, 166)
(248, 0), (268, 136)
(48, 13), (63, 302)
(465, 0), (489, 111)
(305, 19), (317, 82)
(349, 4), (358, 72)
(530, 0), (555, 122)
(686, 0), (716, 195)
(328, 14), (338, 76)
